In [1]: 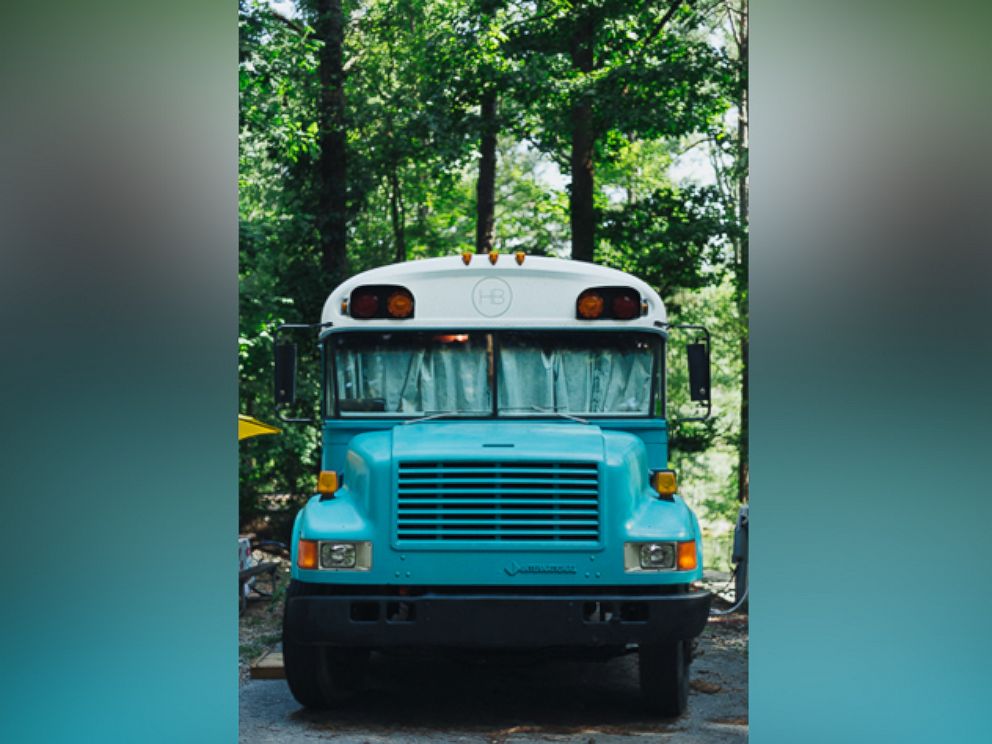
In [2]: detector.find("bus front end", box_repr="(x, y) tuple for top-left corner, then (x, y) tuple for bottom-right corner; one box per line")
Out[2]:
(276, 256), (712, 717)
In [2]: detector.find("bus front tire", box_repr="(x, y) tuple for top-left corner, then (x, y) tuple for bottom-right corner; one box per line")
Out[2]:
(283, 583), (369, 708)
(283, 643), (369, 709)
(639, 641), (690, 718)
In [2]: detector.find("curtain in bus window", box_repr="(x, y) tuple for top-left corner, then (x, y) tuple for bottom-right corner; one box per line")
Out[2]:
(496, 347), (556, 412)
(499, 342), (653, 414)
(337, 343), (489, 414)
(556, 349), (652, 413)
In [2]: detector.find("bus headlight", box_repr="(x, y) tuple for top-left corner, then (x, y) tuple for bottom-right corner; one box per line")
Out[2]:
(318, 541), (372, 571)
(624, 542), (677, 571)
(641, 543), (676, 568)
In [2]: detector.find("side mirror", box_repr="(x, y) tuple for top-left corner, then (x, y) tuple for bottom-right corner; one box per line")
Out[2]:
(274, 342), (298, 406)
(687, 342), (711, 403)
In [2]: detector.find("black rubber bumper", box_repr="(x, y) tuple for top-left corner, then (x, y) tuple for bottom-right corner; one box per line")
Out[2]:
(285, 589), (712, 648)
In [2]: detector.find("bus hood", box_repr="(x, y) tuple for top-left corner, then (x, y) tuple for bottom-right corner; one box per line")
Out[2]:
(392, 421), (605, 462)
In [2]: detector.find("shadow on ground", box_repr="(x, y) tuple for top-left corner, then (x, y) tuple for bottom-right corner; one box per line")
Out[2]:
(293, 651), (669, 735)
(240, 617), (747, 742)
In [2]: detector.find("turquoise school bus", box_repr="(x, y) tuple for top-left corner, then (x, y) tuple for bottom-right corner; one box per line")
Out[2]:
(274, 254), (713, 716)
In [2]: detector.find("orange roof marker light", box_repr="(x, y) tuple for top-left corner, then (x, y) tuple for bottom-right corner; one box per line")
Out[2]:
(461, 251), (473, 265)
(515, 251), (526, 265)
(489, 251), (499, 265)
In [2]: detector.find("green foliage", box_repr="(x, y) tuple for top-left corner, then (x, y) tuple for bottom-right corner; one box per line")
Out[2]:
(599, 183), (736, 300)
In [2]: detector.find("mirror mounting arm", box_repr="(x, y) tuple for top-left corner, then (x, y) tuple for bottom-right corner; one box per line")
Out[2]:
(274, 404), (313, 425)
(275, 321), (335, 335)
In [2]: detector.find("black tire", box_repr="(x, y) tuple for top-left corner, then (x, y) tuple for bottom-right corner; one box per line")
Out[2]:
(639, 641), (690, 718)
(282, 580), (369, 708)
(732, 505), (749, 611)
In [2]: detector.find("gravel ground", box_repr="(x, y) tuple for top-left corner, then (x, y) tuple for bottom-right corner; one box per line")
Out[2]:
(238, 608), (747, 743)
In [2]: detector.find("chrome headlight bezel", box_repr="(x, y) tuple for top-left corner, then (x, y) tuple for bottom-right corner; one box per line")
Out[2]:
(317, 541), (372, 571)
(624, 541), (678, 572)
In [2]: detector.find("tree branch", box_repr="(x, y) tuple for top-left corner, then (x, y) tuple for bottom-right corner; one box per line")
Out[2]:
(638, 1), (691, 52)
(263, 7), (307, 36)
(676, 135), (717, 156)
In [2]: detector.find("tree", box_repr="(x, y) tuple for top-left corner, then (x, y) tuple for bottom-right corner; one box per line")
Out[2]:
(504, 0), (730, 262)
(472, 0), (504, 253)
(310, 0), (349, 282)
(600, 183), (734, 299)
(346, 0), (478, 263)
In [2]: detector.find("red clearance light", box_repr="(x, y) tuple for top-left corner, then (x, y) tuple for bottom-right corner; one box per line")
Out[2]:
(386, 290), (414, 318)
(350, 291), (380, 319)
(577, 291), (605, 319)
(612, 291), (639, 320)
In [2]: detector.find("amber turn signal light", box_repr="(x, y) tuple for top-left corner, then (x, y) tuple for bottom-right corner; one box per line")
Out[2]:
(677, 541), (697, 571)
(386, 290), (414, 318)
(317, 470), (339, 495)
(297, 539), (318, 569)
(577, 291), (605, 319)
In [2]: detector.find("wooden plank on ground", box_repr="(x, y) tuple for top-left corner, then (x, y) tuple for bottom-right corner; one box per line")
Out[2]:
(250, 650), (285, 680)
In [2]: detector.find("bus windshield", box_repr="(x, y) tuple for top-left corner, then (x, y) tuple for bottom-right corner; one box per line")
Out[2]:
(330, 331), (660, 418)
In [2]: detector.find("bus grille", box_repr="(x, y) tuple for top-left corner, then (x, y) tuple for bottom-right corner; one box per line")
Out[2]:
(396, 461), (600, 543)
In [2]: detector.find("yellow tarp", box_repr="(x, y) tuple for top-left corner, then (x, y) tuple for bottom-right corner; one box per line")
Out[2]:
(238, 415), (281, 441)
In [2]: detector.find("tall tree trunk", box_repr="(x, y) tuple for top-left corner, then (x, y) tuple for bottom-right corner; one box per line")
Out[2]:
(735, 0), (749, 502)
(389, 167), (406, 263)
(314, 0), (348, 282)
(569, 13), (596, 263)
(475, 89), (498, 254)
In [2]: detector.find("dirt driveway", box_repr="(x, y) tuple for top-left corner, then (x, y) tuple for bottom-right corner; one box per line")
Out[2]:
(238, 609), (747, 743)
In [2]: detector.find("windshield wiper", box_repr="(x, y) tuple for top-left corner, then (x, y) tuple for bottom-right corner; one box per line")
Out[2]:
(406, 408), (589, 425)
(525, 406), (589, 424)
(403, 411), (477, 425)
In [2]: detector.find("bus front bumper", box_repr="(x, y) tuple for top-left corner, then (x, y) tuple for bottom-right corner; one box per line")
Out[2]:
(284, 589), (712, 648)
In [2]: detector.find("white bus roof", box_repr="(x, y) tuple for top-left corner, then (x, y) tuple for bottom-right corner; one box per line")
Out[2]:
(320, 255), (667, 331)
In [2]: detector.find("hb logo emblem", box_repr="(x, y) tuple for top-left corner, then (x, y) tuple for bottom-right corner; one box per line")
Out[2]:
(471, 277), (513, 317)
